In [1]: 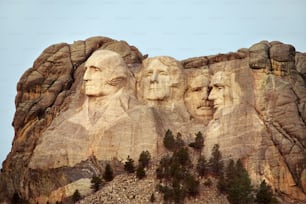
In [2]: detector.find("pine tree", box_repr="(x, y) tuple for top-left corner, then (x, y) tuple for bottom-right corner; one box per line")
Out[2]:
(173, 147), (191, 167)
(103, 163), (114, 182)
(136, 165), (146, 179)
(209, 144), (224, 176)
(189, 131), (204, 151)
(172, 179), (185, 203)
(72, 189), (81, 202)
(196, 155), (208, 177)
(12, 192), (30, 204)
(91, 176), (102, 192)
(217, 174), (227, 193)
(158, 184), (174, 202)
(175, 132), (185, 149)
(156, 166), (164, 180)
(124, 156), (135, 173)
(225, 159), (236, 189)
(170, 161), (185, 181)
(255, 180), (274, 204)
(150, 193), (156, 202)
(183, 173), (200, 197)
(138, 150), (151, 168)
(157, 155), (172, 180)
(226, 159), (253, 204)
(163, 129), (176, 151)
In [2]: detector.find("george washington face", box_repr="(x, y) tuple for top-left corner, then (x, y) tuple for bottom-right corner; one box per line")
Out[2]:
(83, 50), (128, 97)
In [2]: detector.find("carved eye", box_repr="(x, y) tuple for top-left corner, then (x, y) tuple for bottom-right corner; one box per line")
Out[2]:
(216, 86), (223, 90)
(192, 87), (202, 92)
(93, 67), (101, 72)
(159, 71), (168, 75)
(145, 71), (153, 77)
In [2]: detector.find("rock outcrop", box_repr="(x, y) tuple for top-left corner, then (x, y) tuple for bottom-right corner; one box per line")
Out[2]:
(76, 167), (229, 204)
(0, 37), (305, 203)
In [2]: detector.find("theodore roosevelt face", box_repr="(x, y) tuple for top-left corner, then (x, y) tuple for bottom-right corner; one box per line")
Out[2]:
(184, 73), (213, 122)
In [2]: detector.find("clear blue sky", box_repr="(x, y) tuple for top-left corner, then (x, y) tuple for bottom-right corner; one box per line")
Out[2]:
(1, 0), (306, 166)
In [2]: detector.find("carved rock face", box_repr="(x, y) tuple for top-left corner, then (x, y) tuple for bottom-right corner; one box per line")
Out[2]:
(184, 69), (213, 123)
(142, 59), (171, 100)
(140, 56), (185, 106)
(83, 50), (128, 97)
(1, 38), (306, 203)
(29, 49), (158, 170)
(208, 71), (234, 110)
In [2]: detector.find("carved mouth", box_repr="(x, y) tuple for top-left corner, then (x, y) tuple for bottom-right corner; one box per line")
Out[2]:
(197, 106), (211, 110)
(84, 83), (95, 87)
(197, 101), (213, 109)
(213, 103), (221, 109)
(148, 86), (162, 90)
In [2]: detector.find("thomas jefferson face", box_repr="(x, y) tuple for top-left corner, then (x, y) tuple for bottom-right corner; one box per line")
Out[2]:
(83, 50), (128, 97)
(143, 59), (170, 100)
(142, 57), (183, 101)
(208, 71), (232, 110)
(185, 74), (213, 121)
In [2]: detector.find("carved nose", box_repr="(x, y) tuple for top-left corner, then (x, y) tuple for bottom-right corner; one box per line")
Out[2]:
(83, 70), (92, 82)
(208, 89), (215, 100)
(150, 72), (158, 83)
(202, 89), (208, 100)
(83, 71), (89, 80)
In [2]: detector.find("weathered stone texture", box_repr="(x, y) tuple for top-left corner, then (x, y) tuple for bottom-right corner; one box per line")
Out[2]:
(0, 38), (305, 203)
(1, 37), (145, 203)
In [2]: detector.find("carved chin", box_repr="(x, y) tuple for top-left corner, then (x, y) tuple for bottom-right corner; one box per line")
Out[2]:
(144, 90), (169, 101)
(145, 95), (167, 100)
(196, 108), (213, 115)
(84, 89), (105, 97)
(212, 101), (223, 108)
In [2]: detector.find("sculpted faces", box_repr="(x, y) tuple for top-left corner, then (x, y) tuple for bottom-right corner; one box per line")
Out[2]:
(140, 56), (185, 104)
(208, 71), (233, 110)
(83, 50), (128, 97)
(184, 70), (213, 123)
(30, 49), (160, 170)
(143, 59), (170, 100)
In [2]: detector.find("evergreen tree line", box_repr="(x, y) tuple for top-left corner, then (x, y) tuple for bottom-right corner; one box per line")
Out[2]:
(70, 150), (152, 202)
(11, 129), (276, 204)
(156, 129), (216, 203)
(217, 159), (277, 204)
(89, 150), (152, 194)
(158, 129), (277, 204)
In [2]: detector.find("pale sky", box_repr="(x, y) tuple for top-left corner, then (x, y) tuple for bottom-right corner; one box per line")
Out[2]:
(1, 0), (306, 166)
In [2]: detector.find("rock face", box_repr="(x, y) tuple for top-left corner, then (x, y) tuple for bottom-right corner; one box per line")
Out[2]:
(0, 37), (305, 203)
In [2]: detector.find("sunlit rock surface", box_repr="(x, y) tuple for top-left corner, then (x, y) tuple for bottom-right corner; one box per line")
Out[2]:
(0, 38), (305, 203)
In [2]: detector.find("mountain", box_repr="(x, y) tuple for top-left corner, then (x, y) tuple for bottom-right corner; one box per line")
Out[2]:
(0, 37), (305, 203)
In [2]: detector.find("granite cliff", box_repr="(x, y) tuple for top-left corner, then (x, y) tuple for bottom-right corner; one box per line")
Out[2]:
(0, 37), (305, 203)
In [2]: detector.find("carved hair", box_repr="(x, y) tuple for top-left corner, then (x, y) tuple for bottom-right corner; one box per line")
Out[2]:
(185, 68), (210, 91)
(210, 71), (241, 106)
(143, 56), (185, 87)
(141, 56), (186, 101)
(85, 49), (132, 89)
